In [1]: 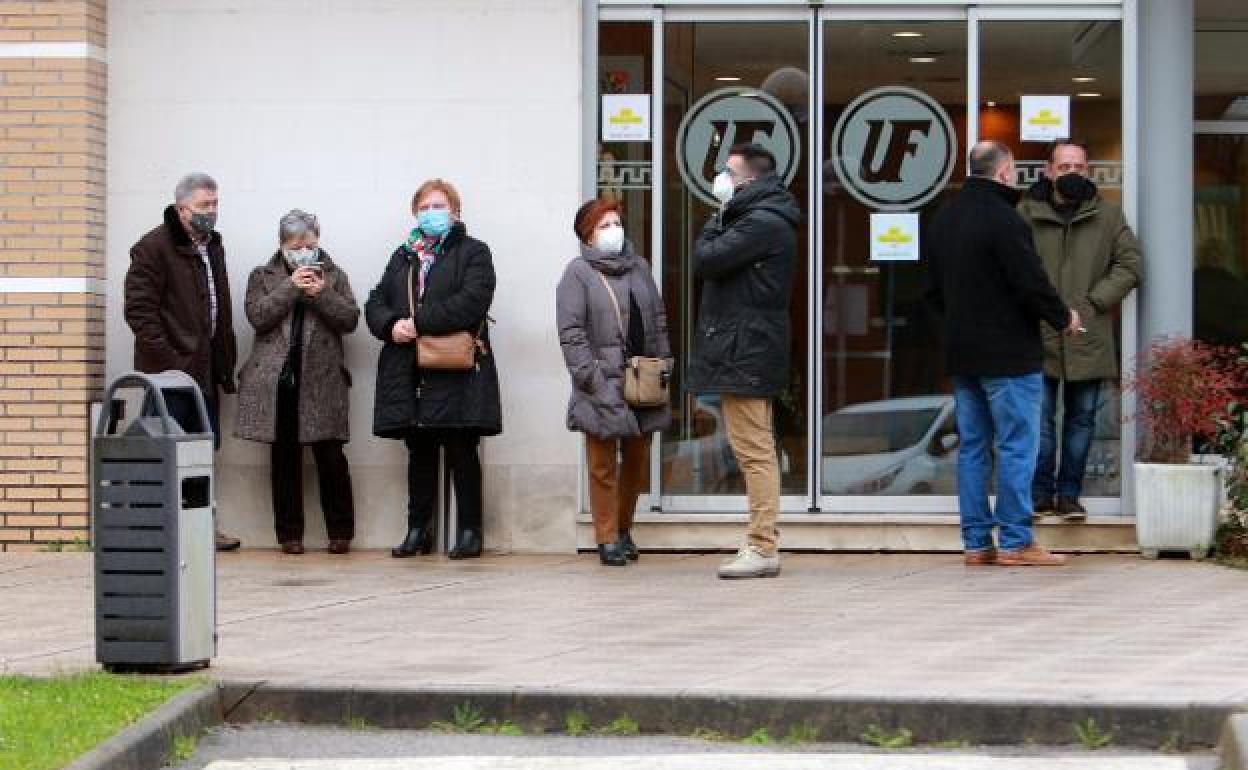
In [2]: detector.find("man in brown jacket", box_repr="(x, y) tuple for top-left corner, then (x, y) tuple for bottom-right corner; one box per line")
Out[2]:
(124, 172), (241, 551)
(1019, 140), (1142, 522)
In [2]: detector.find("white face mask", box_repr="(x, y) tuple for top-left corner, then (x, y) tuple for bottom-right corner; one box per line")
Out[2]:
(595, 224), (625, 254)
(712, 171), (736, 205)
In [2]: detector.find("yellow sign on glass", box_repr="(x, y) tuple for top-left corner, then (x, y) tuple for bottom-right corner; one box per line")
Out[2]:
(870, 212), (920, 262)
(602, 94), (650, 142)
(1020, 95), (1070, 142)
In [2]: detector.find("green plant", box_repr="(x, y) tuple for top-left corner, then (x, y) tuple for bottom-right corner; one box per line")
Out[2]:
(1158, 731), (1184, 754)
(741, 727), (773, 745)
(932, 739), (971, 749)
(564, 710), (591, 736)
(1073, 717), (1114, 750)
(257, 710), (282, 724)
(598, 715), (639, 736)
(432, 702), (486, 733)
(37, 538), (90, 553)
(171, 734), (197, 762)
(860, 724), (914, 749)
(346, 716), (375, 731)
(690, 726), (731, 742)
(481, 719), (524, 736)
(783, 722), (820, 745)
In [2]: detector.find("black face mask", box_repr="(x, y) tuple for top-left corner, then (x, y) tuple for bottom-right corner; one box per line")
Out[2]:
(186, 210), (217, 235)
(1054, 173), (1095, 202)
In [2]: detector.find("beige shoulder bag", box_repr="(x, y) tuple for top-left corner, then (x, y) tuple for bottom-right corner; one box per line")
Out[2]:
(408, 262), (485, 371)
(595, 271), (669, 408)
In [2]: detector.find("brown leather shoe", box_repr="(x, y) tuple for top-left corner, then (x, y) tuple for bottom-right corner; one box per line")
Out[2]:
(997, 544), (1067, 566)
(328, 539), (351, 555)
(215, 531), (241, 552)
(964, 548), (997, 566)
(280, 541), (305, 555)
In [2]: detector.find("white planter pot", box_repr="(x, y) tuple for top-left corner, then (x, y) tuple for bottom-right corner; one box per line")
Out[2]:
(1133, 462), (1222, 559)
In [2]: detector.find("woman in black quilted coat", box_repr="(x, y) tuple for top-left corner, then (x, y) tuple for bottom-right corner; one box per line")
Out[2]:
(365, 179), (501, 560)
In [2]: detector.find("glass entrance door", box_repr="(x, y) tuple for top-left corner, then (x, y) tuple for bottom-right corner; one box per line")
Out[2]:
(658, 15), (813, 510)
(817, 16), (967, 507)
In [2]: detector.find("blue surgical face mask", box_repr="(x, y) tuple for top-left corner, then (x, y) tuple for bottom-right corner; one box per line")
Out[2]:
(416, 208), (452, 238)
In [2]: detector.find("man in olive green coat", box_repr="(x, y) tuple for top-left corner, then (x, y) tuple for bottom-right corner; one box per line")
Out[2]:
(1019, 139), (1142, 521)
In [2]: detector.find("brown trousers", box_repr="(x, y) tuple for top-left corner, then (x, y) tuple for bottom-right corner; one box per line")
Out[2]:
(585, 433), (652, 545)
(721, 394), (780, 554)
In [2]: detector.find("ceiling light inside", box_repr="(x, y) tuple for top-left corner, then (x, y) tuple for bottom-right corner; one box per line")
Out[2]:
(909, 56), (937, 64)
(893, 31), (923, 38)
(1072, 76), (1097, 83)
(1076, 92), (1102, 98)
(715, 76), (742, 82)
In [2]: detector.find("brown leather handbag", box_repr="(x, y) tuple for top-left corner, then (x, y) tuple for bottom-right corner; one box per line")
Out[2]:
(408, 263), (485, 371)
(596, 272), (670, 408)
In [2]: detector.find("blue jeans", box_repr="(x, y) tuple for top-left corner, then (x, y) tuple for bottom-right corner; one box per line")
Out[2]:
(1033, 377), (1101, 501)
(952, 373), (1043, 553)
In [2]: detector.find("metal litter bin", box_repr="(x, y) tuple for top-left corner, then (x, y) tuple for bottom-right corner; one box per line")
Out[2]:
(91, 371), (216, 672)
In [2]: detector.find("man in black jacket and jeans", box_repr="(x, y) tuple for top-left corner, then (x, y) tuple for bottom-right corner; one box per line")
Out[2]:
(690, 143), (801, 579)
(925, 141), (1080, 567)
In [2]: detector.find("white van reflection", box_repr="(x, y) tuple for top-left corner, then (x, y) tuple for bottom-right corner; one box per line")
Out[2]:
(821, 395), (958, 495)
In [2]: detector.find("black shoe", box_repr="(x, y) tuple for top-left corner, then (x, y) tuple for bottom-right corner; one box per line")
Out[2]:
(1057, 497), (1088, 522)
(1032, 496), (1055, 521)
(391, 524), (434, 558)
(598, 542), (627, 567)
(448, 529), (482, 560)
(617, 532), (639, 561)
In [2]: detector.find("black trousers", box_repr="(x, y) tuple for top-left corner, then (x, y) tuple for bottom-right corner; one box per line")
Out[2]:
(404, 430), (482, 533)
(272, 384), (355, 543)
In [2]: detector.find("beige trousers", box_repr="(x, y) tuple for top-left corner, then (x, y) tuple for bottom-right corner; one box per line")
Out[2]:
(721, 395), (780, 555)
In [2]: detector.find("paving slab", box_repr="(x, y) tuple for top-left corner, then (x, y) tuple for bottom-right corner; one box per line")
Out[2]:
(3, 551), (1248, 705)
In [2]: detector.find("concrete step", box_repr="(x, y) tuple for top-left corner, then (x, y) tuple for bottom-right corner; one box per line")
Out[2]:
(581, 513), (1139, 552)
(204, 754), (1214, 770)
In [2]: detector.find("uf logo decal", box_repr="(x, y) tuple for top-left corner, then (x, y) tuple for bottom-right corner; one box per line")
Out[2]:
(676, 87), (801, 208)
(831, 86), (956, 211)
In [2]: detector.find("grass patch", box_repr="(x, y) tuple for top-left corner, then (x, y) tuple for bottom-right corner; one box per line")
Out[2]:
(860, 724), (914, 749)
(597, 715), (640, 736)
(564, 710), (591, 737)
(431, 702), (486, 734)
(690, 726), (732, 742)
(0, 671), (201, 770)
(783, 722), (820, 745)
(1074, 717), (1114, 750)
(171, 734), (197, 762)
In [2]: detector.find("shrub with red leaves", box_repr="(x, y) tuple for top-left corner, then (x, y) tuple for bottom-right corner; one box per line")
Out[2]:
(1123, 337), (1248, 464)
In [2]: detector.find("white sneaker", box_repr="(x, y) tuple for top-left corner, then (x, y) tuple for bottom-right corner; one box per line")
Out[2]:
(717, 545), (781, 579)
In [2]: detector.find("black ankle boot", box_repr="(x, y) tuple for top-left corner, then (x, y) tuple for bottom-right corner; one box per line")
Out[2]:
(617, 532), (639, 561)
(598, 542), (627, 566)
(448, 529), (482, 560)
(391, 524), (434, 558)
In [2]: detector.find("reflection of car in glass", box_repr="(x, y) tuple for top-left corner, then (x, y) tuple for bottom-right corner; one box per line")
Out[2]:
(821, 396), (958, 495)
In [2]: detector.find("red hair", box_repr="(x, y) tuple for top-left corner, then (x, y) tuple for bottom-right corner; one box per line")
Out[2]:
(573, 198), (621, 244)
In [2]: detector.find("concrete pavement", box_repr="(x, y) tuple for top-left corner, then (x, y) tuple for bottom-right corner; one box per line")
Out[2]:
(4, 551), (1248, 704)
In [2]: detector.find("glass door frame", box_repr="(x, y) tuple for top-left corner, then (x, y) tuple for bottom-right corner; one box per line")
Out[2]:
(595, 0), (1136, 517)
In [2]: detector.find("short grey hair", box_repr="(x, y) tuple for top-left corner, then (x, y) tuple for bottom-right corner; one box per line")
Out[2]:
(968, 141), (1012, 179)
(279, 209), (320, 243)
(174, 172), (218, 203)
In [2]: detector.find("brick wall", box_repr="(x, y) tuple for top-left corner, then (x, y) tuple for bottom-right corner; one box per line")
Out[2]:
(0, 1), (106, 551)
